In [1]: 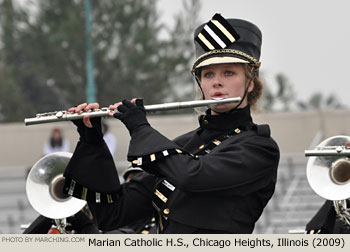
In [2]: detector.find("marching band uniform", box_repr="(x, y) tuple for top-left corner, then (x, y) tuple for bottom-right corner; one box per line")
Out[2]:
(63, 14), (280, 234)
(306, 200), (350, 234)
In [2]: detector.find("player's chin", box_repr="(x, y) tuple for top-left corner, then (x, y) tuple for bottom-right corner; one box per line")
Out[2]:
(210, 104), (233, 113)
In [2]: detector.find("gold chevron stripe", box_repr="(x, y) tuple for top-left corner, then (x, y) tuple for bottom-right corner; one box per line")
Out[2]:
(211, 19), (236, 43)
(198, 33), (215, 50)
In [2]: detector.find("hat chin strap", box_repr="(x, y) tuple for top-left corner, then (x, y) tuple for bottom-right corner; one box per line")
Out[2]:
(195, 76), (251, 114)
(220, 81), (250, 114)
(195, 76), (206, 100)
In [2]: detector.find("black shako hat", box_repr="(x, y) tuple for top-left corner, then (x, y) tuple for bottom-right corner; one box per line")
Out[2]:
(191, 13), (262, 74)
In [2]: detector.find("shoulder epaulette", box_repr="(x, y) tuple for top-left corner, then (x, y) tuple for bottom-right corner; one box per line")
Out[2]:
(253, 124), (270, 137)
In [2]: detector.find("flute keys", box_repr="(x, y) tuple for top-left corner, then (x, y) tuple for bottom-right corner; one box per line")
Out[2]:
(56, 111), (64, 118)
(36, 111), (59, 117)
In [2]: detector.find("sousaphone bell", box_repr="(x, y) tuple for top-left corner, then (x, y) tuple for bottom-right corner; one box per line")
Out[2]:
(26, 152), (86, 230)
(305, 135), (350, 225)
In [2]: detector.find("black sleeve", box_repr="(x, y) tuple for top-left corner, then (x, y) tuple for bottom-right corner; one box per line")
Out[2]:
(63, 140), (120, 199)
(63, 138), (156, 231)
(127, 126), (279, 195)
(88, 172), (157, 231)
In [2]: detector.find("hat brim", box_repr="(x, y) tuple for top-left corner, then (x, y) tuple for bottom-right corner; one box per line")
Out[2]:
(191, 48), (260, 74)
(195, 56), (249, 69)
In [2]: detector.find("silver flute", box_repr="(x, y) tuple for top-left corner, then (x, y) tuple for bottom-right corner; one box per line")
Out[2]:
(24, 97), (241, 126)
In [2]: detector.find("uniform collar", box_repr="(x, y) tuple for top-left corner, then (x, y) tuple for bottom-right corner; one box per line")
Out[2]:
(198, 105), (252, 131)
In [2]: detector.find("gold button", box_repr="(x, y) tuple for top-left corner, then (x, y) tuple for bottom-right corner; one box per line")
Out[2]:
(163, 208), (170, 215)
(203, 119), (208, 125)
(213, 139), (221, 145)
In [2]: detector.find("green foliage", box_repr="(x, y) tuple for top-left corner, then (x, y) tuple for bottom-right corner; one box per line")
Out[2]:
(258, 73), (295, 112)
(92, 0), (168, 105)
(275, 73), (295, 111)
(0, 0), (200, 122)
(0, 68), (35, 121)
(162, 0), (201, 102)
(259, 75), (275, 112)
(0, 0), (36, 121)
(260, 73), (344, 112)
(297, 92), (343, 110)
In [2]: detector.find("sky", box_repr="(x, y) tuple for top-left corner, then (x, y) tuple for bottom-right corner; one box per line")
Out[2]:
(157, 0), (350, 108)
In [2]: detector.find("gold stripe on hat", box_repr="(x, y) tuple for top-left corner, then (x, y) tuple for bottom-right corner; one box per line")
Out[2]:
(107, 194), (113, 203)
(154, 189), (168, 203)
(199, 145), (205, 149)
(150, 154), (156, 162)
(176, 149), (183, 154)
(204, 25), (226, 48)
(211, 19), (236, 43)
(198, 33), (215, 50)
(81, 187), (88, 200)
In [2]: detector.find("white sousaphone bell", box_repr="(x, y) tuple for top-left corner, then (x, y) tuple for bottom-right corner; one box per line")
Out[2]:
(305, 135), (350, 225)
(26, 152), (86, 220)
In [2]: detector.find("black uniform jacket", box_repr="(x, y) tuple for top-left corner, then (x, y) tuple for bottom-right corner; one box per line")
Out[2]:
(306, 200), (350, 234)
(64, 106), (280, 233)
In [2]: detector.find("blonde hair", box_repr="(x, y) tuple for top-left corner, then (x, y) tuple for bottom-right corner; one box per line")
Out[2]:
(244, 64), (262, 109)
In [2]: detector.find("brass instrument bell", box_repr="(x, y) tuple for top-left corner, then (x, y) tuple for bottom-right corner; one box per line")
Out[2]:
(26, 152), (86, 219)
(306, 135), (350, 201)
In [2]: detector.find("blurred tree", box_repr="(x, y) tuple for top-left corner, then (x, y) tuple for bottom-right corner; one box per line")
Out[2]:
(297, 92), (343, 110)
(259, 81), (275, 112)
(275, 73), (295, 111)
(0, 0), (35, 121)
(1, 0), (86, 121)
(258, 73), (295, 112)
(309, 93), (323, 109)
(92, 0), (168, 105)
(260, 73), (344, 112)
(162, 0), (201, 102)
(0, 0), (199, 122)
